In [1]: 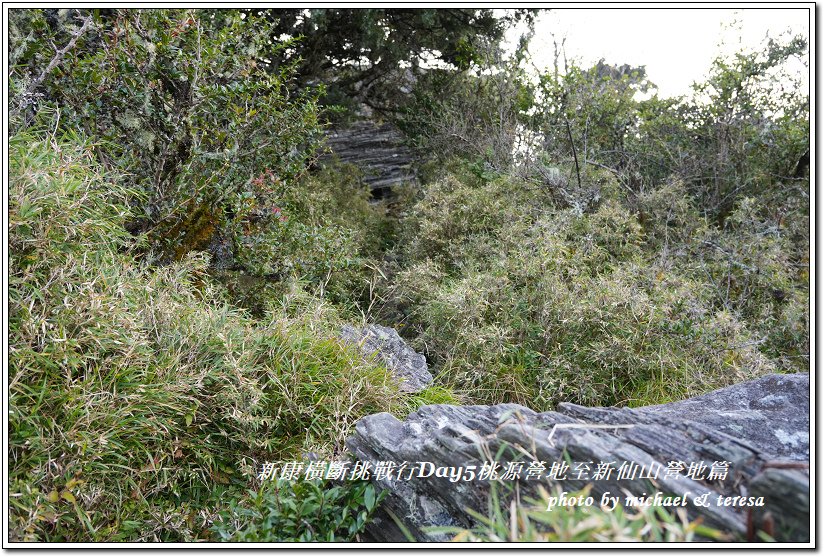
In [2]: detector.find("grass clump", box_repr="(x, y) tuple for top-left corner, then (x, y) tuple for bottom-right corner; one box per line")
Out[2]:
(436, 485), (728, 542)
(8, 126), (411, 541)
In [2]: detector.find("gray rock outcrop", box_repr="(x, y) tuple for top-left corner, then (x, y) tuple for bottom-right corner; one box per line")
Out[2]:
(341, 324), (433, 393)
(345, 373), (810, 542)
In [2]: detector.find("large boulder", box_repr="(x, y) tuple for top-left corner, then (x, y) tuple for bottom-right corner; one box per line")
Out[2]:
(345, 373), (810, 542)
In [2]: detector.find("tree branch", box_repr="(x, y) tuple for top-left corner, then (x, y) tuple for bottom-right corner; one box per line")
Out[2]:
(13, 12), (94, 117)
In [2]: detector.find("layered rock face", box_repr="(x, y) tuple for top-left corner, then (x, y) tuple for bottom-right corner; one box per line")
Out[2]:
(323, 120), (416, 197)
(346, 373), (810, 542)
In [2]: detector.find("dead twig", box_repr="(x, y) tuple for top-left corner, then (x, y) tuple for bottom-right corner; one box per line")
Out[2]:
(564, 118), (582, 190)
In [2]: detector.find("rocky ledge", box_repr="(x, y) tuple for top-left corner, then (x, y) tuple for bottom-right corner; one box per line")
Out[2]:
(346, 373), (810, 542)
(340, 324), (433, 393)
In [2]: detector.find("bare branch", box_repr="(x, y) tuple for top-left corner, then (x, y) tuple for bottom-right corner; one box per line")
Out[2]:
(564, 118), (582, 190)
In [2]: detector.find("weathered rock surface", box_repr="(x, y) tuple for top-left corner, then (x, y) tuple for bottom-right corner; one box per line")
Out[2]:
(323, 120), (416, 196)
(631, 373), (810, 461)
(341, 324), (432, 393)
(346, 373), (810, 542)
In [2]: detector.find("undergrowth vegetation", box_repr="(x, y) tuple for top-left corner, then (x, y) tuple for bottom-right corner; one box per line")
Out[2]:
(211, 479), (384, 542)
(7, 7), (808, 543)
(216, 162), (395, 316)
(7, 128), (434, 541)
(379, 164), (806, 407)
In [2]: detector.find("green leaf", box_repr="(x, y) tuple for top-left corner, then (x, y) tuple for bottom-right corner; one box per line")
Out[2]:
(363, 484), (376, 511)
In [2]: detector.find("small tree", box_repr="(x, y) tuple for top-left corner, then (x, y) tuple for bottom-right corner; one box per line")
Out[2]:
(532, 59), (653, 193)
(395, 44), (536, 174)
(634, 33), (809, 222)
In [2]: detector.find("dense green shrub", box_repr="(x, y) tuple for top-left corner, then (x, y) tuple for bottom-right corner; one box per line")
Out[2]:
(395, 57), (535, 173)
(384, 167), (794, 408)
(10, 9), (324, 265)
(217, 162), (393, 315)
(8, 127), (413, 541)
(211, 479), (383, 542)
(531, 34), (809, 226)
(533, 59), (653, 182)
(638, 182), (808, 373)
(10, 9), (400, 317)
